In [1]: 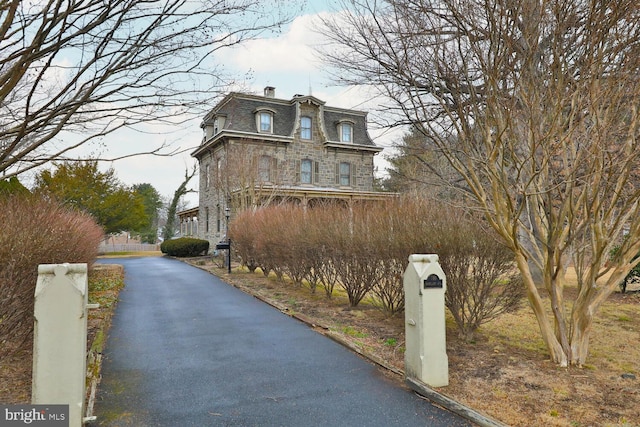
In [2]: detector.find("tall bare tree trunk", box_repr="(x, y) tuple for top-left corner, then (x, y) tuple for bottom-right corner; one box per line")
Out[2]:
(515, 251), (568, 366)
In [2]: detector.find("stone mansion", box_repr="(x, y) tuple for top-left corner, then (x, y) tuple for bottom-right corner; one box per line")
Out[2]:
(180, 86), (393, 246)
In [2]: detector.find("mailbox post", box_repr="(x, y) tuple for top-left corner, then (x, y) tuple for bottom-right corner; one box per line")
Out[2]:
(32, 263), (89, 426)
(224, 207), (231, 273)
(215, 240), (232, 274)
(403, 254), (449, 387)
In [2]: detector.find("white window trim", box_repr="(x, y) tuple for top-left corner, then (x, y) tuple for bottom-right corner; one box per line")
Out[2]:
(254, 108), (276, 133)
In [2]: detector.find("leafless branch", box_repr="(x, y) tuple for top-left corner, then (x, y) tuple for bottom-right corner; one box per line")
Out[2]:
(0, 0), (296, 176)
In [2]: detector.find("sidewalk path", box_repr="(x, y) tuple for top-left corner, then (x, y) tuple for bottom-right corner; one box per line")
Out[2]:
(92, 257), (472, 426)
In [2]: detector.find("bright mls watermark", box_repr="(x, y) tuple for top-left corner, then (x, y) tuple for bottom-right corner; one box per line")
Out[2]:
(1, 405), (68, 426)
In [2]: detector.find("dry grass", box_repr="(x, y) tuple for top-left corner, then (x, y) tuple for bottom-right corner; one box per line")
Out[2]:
(190, 258), (640, 427)
(452, 294), (640, 427)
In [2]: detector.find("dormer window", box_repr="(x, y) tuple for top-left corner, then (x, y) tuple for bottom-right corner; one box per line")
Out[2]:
(338, 121), (354, 143)
(254, 108), (276, 133)
(260, 112), (272, 132)
(300, 116), (312, 140)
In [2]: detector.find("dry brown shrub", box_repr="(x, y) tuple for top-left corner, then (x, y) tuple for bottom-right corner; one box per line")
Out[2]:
(275, 205), (308, 287)
(230, 209), (274, 275)
(255, 206), (290, 281)
(307, 205), (349, 297)
(229, 209), (259, 272)
(229, 197), (522, 335)
(366, 197), (433, 314)
(330, 202), (385, 307)
(435, 208), (524, 341)
(302, 207), (339, 295)
(0, 195), (104, 357)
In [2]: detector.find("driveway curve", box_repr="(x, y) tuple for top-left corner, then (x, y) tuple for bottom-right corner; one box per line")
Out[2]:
(92, 256), (471, 426)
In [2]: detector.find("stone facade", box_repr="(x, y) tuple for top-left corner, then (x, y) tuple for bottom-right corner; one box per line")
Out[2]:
(191, 87), (389, 246)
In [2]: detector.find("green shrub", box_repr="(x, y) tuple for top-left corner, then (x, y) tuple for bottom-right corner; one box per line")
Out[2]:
(160, 237), (209, 257)
(0, 195), (104, 357)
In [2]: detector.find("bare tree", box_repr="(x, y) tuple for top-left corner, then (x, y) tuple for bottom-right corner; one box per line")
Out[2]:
(218, 143), (289, 211)
(163, 166), (197, 241)
(319, 0), (640, 366)
(384, 127), (463, 198)
(0, 0), (295, 176)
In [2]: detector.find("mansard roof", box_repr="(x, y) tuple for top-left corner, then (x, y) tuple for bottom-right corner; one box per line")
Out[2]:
(193, 89), (380, 157)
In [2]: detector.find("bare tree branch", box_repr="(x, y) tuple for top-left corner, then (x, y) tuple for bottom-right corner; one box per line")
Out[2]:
(0, 0), (297, 176)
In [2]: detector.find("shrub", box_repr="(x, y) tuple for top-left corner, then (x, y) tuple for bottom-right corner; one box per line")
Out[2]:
(370, 258), (406, 314)
(435, 209), (524, 341)
(227, 196), (523, 333)
(229, 210), (259, 272)
(160, 237), (209, 257)
(0, 195), (104, 357)
(278, 206), (310, 287)
(367, 197), (434, 314)
(307, 206), (345, 298)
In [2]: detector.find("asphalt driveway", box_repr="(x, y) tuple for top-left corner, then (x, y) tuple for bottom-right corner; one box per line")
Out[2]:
(92, 256), (472, 426)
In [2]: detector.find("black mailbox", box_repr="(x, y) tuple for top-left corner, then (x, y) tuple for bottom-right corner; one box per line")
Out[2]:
(423, 274), (443, 289)
(215, 242), (230, 250)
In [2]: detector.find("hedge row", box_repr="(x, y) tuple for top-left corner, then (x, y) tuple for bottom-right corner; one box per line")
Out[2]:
(161, 237), (209, 257)
(229, 196), (523, 339)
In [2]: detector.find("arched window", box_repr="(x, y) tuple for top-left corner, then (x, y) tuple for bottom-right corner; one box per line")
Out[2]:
(255, 108), (275, 133)
(300, 116), (312, 139)
(260, 112), (272, 132)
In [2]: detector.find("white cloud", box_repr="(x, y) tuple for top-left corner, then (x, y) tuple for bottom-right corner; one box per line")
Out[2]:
(224, 14), (324, 74)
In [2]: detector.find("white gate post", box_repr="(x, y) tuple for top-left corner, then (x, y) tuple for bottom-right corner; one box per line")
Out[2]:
(403, 254), (449, 387)
(32, 263), (88, 427)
